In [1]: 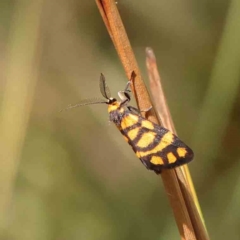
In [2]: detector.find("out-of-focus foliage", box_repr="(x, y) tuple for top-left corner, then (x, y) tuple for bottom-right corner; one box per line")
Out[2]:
(0, 0), (240, 239)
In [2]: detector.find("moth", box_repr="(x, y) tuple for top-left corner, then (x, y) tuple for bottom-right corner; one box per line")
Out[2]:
(62, 73), (194, 174)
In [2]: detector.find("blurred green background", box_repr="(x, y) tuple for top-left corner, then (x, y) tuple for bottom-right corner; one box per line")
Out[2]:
(1, 0), (240, 239)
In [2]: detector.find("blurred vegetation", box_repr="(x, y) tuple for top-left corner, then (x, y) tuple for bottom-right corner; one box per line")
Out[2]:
(0, 0), (240, 239)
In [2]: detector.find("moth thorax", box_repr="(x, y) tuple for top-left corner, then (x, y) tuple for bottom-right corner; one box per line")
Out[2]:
(109, 107), (124, 126)
(107, 101), (120, 113)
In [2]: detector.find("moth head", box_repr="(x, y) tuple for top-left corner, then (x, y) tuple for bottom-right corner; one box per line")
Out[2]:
(60, 73), (131, 113)
(60, 74), (116, 112)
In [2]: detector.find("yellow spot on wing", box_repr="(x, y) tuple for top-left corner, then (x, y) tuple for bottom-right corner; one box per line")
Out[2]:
(150, 156), (164, 165)
(128, 127), (140, 140)
(121, 114), (139, 129)
(137, 132), (156, 148)
(136, 151), (141, 158)
(141, 120), (154, 130)
(137, 131), (174, 157)
(177, 147), (187, 157)
(167, 152), (177, 163)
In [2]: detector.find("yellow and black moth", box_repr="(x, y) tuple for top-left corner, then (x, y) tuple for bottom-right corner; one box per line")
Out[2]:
(62, 73), (194, 174)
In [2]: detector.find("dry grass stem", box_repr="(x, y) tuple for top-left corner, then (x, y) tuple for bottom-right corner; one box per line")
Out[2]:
(146, 48), (209, 240)
(0, 0), (44, 230)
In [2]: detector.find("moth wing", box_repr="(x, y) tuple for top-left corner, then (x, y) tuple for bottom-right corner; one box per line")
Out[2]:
(148, 123), (194, 173)
(120, 114), (193, 174)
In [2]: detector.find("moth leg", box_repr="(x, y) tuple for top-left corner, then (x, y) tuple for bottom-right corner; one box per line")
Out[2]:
(119, 97), (130, 107)
(128, 106), (152, 114)
(118, 81), (131, 104)
(124, 81), (131, 92)
(118, 71), (135, 102)
(124, 70), (136, 92)
(127, 106), (141, 114)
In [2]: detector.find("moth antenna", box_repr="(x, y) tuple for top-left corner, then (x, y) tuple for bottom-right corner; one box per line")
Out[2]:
(59, 98), (107, 112)
(99, 73), (111, 99)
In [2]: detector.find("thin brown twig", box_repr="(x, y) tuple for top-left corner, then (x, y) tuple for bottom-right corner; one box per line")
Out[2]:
(95, 1), (208, 240)
(145, 47), (176, 131)
(146, 47), (209, 240)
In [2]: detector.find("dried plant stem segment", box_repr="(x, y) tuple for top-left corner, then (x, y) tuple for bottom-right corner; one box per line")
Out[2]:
(146, 47), (209, 240)
(145, 48), (176, 131)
